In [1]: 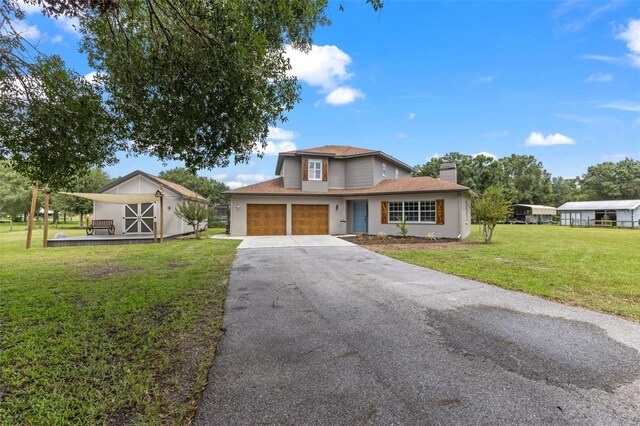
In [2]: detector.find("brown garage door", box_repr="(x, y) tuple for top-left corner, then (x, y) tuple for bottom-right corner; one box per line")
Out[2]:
(292, 204), (329, 235)
(247, 204), (286, 236)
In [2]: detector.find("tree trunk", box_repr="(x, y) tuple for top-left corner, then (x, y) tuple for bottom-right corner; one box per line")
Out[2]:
(79, 213), (83, 229)
(26, 185), (38, 249)
(43, 186), (49, 248)
(53, 210), (59, 226)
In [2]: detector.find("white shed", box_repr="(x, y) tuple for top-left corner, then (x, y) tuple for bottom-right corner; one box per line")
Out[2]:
(557, 200), (640, 228)
(94, 170), (209, 237)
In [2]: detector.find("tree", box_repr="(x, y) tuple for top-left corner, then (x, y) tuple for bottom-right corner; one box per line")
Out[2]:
(174, 202), (210, 239)
(158, 168), (229, 204)
(494, 155), (552, 205)
(51, 168), (112, 226)
(414, 152), (499, 194)
(0, 161), (35, 219)
(551, 176), (582, 206)
(580, 158), (640, 201)
(472, 185), (513, 244)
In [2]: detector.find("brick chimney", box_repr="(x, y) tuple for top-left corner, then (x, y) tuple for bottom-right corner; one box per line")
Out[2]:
(439, 163), (457, 184)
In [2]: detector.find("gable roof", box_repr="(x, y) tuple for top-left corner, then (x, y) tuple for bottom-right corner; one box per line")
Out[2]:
(557, 200), (640, 211)
(226, 176), (470, 196)
(275, 145), (414, 175)
(97, 170), (208, 202)
(513, 204), (557, 215)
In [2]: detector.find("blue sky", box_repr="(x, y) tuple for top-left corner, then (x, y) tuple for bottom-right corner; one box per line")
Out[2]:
(12, 0), (640, 187)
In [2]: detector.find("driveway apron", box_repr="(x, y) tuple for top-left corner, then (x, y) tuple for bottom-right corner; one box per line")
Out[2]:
(195, 245), (640, 425)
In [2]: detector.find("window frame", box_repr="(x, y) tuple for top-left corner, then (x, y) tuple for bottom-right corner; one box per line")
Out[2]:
(395, 168), (399, 179)
(388, 200), (437, 224)
(381, 162), (387, 177)
(308, 159), (322, 181)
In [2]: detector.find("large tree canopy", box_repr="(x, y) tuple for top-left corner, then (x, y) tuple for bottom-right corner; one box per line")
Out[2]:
(158, 167), (229, 203)
(580, 158), (640, 201)
(79, 0), (330, 170)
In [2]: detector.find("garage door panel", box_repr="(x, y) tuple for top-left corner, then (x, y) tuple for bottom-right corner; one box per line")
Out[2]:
(292, 204), (329, 235)
(247, 204), (286, 236)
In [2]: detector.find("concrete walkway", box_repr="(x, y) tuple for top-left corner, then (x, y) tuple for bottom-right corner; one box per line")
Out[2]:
(236, 235), (355, 249)
(196, 244), (640, 425)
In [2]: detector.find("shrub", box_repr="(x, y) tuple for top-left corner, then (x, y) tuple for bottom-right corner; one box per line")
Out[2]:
(396, 215), (409, 237)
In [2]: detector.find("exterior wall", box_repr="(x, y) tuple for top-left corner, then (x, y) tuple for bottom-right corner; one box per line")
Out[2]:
(300, 156), (329, 193)
(616, 207), (640, 228)
(345, 157), (374, 188)
(229, 195), (346, 236)
(95, 174), (193, 236)
(559, 210), (594, 226)
(344, 192), (469, 239)
(282, 157), (301, 189)
(372, 158), (411, 185)
(328, 158), (346, 189)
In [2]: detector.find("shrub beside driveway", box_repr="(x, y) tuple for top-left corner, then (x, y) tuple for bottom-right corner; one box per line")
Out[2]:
(0, 228), (238, 424)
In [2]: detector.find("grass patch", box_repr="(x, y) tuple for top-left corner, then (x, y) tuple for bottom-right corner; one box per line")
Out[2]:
(382, 225), (640, 321)
(0, 227), (239, 425)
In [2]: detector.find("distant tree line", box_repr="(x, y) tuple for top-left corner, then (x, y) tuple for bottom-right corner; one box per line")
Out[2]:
(415, 153), (640, 206)
(0, 162), (228, 223)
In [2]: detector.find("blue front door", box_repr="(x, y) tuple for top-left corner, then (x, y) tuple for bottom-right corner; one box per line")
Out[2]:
(353, 201), (368, 233)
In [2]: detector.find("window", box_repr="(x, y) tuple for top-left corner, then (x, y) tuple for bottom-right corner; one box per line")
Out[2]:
(388, 201), (437, 223)
(308, 159), (322, 180)
(381, 163), (387, 177)
(395, 169), (399, 179)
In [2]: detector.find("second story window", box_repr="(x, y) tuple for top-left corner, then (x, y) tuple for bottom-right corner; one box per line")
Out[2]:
(308, 159), (322, 180)
(382, 163), (387, 177)
(395, 169), (399, 179)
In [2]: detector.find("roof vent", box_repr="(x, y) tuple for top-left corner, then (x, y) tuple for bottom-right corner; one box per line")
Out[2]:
(439, 163), (457, 184)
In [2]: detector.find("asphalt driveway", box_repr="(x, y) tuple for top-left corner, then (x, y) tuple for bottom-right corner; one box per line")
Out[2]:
(196, 243), (640, 425)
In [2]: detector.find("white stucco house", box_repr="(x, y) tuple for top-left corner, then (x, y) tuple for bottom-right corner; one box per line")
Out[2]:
(557, 199), (640, 228)
(226, 145), (472, 238)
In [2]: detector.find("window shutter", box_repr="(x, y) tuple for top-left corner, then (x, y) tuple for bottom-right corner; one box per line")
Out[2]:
(381, 201), (388, 224)
(322, 159), (328, 181)
(303, 158), (308, 181)
(436, 199), (445, 225)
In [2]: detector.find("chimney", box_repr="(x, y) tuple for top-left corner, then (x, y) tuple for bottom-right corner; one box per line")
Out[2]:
(439, 163), (457, 184)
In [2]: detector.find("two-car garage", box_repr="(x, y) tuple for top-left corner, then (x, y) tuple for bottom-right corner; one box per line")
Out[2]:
(246, 204), (329, 236)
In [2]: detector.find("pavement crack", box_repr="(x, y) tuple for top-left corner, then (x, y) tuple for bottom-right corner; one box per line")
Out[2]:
(296, 344), (324, 358)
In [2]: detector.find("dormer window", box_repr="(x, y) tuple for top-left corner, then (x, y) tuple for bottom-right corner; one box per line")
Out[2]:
(308, 159), (322, 180)
(382, 163), (387, 177)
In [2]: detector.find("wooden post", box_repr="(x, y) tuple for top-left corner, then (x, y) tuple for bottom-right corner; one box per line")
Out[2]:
(159, 184), (164, 243)
(43, 185), (50, 248)
(153, 221), (157, 243)
(26, 185), (38, 249)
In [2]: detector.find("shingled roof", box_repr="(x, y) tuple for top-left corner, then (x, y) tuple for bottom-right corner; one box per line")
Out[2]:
(226, 176), (469, 196)
(98, 170), (208, 202)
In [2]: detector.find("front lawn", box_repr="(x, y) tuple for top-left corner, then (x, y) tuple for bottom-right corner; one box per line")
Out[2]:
(0, 228), (239, 424)
(382, 225), (640, 321)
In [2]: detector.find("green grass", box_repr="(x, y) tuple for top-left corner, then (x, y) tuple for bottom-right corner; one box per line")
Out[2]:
(383, 225), (640, 321)
(0, 227), (239, 425)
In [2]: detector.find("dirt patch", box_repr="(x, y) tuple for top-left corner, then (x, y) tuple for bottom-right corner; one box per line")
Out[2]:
(167, 262), (188, 270)
(83, 265), (141, 279)
(340, 235), (474, 253)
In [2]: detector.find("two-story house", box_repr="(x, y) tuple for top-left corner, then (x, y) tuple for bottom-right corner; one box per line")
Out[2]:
(227, 145), (472, 238)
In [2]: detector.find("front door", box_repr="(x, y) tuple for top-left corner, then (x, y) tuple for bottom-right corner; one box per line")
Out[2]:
(353, 201), (368, 233)
(123, 203), (155, 234)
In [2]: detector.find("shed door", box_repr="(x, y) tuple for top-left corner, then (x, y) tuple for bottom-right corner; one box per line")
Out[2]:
(247, 204), (286, 236)
(123, 203), (155, 234)
(292, 204), (329, 235)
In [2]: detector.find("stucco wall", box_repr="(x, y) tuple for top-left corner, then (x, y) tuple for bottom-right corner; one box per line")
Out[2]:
(229, 195), (346, 236)
(94, 174), (193, 236)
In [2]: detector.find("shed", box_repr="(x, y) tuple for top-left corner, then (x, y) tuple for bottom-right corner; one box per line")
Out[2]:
(557, 200), (640, 228)
(511, 204), (557, 224)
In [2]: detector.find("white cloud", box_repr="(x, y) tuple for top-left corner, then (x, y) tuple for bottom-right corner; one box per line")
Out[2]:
(598, 101), (640, 112)
(226, 181), (244, 190)
(617, 19), (640, 67)
(285, 44), (364, 105)
(84, 71), (98, 84)
(525, 132), (575, 146)
(407, 112), (416, 120)
(586, 72), (612, 82)
(483, 130), (508, 138)
(325, 86), (364, 105)
(393, 132), (408, 139)
(601, 154), (630, 162)
(428, 153), (442, 160)
(580, 54), (623, 63)
(472, 76), (494, 84)
(236, 174), (269, 182)
(10, 20), (41, 41)
(211, 173), (227, 180)
(473, 152), (496, 159)
(50, 34), (63, 43)
(268, 127), (296, 140)
(255, 141), (297, 156)
(55, 16), (80, 36)
(15, 0), (41, 14)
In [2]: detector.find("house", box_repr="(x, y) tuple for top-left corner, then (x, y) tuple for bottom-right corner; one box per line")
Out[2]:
(557, 200), (640, 228)
(511, 204), (557, 224)
(94, 170), (209, 236)
(226, 145), (472, 238)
